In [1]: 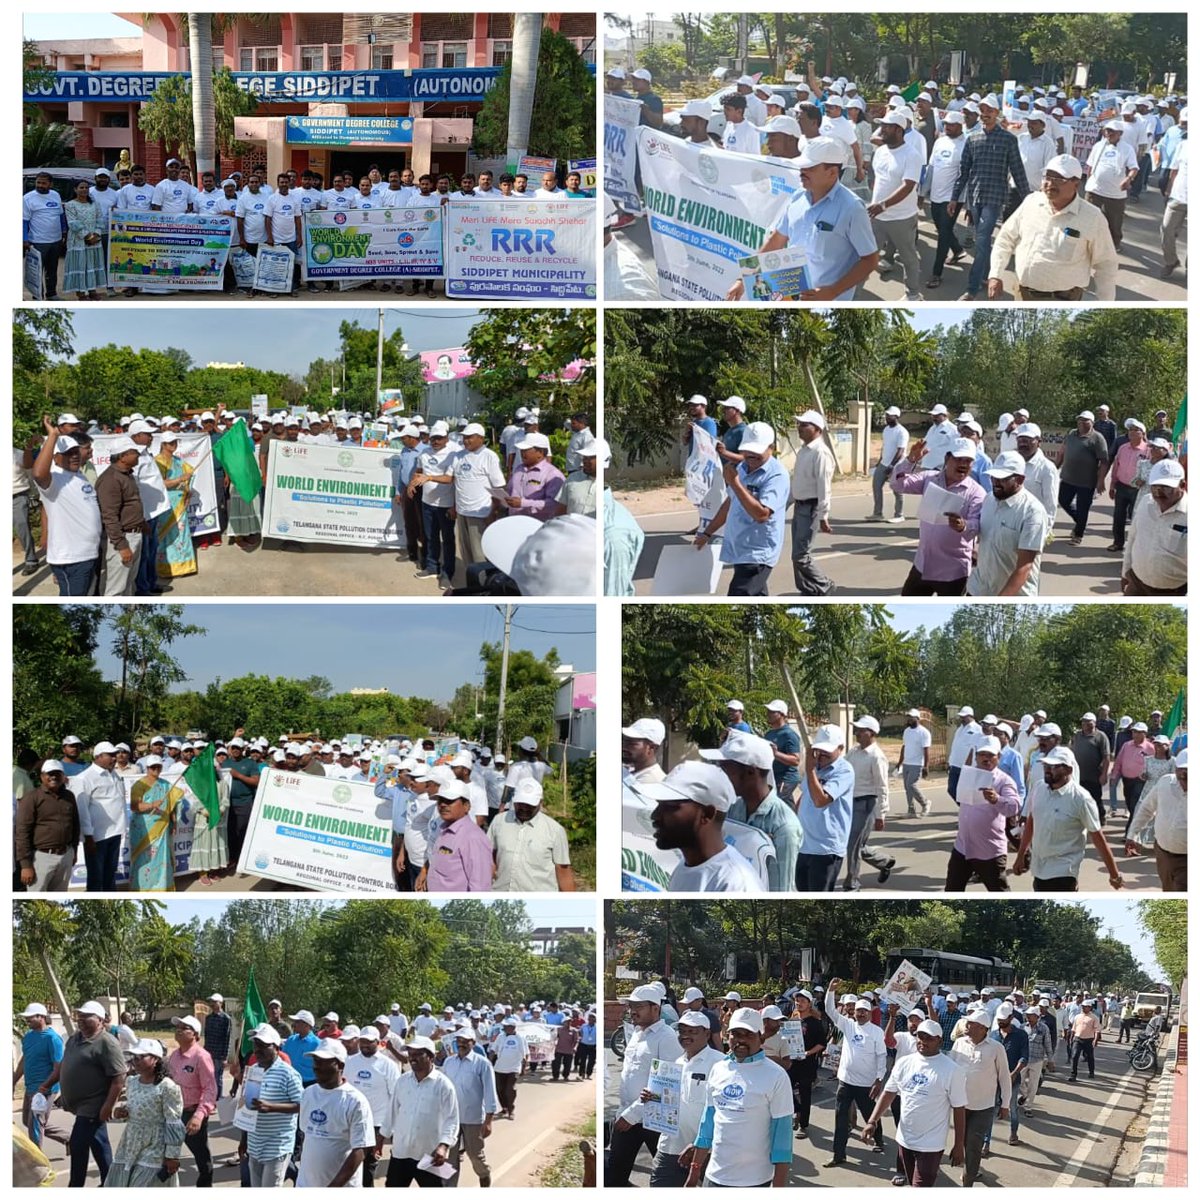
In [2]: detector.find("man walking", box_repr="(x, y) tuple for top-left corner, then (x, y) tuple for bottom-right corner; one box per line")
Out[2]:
(898, 710), (932, 816)
(167, 1015), (216, 1187)
(823, 981), (887, 1167)
(949, 1009), (1010, 1187)
(789, 410), (836, 595)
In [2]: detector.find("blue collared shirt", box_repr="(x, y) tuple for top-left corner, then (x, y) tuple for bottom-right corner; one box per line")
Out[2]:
(796, 755), (856, 856)
(393, 445), (422, 491)
(970, 446), (993, 485)
(997, 747), (1026, 801)
(718, 457), (790, 567)
(771, 182), (877, 300)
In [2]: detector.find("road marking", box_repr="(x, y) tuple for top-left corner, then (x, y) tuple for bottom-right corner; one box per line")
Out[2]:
(1051, 1070), (1139, 1187)
(490, 1095), (594, 1185)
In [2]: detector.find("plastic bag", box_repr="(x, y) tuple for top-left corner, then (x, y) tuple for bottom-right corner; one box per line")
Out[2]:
(12, 1123), (55, 1187)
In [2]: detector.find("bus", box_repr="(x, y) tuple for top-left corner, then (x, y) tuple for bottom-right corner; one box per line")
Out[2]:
(885, 948), (1016, 995)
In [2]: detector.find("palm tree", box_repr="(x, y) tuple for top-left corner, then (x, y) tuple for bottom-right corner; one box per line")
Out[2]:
(187, 14), (216, 176)
(506, 13), (544, 165)
(23, 120), (80, 168)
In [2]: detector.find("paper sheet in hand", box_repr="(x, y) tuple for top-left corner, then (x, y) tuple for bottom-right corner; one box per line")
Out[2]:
(416, 1156), (456, 1180)
(917, 483), (966, 524)
(782, 1019), (807, 1057)
(879, 958), (933, 1014)
(739, 248), (812, 300)
(956, 765), (997, 807)
(652, 543), (723, 595)
(232, 1065), (263, 1131)
(642, 1059), (683, 1135)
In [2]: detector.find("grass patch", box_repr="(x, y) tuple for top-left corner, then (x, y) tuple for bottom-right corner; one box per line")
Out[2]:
(535, 1114), (597, 1188)
(571, 841), (596, 891)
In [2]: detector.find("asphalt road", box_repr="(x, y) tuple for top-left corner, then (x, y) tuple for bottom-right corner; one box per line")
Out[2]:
(604, 1034), (1152, 1187)
(609, 171), (1186, 302)
(624, 481), (1126, 597)
(28, 1064), (596, 1188)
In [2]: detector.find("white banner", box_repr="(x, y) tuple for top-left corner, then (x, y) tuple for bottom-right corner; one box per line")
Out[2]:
(621, 778), (774, 891)
(24, 246), (43, 299)
(604, 93), (644, 213)
(636, 129), (802, 301)
(444, 200), (597, 300)
(261, 439), (404, 549)
(92, 433), (219, 536)
(237, 768), (396, 892)
(229, 246), (258, 290)
(684, 423), (725, 521)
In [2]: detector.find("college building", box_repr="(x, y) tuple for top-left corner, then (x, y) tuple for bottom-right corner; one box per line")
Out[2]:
(26, 12), (596, 182)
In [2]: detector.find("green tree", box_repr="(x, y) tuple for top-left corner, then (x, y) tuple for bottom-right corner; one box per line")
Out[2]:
(479, 642), (561, 755)
(136, 68), (258, 178)
(637, 42), (689, 85)
(13, 309), (75, 445)
(1138, 900), (1186, 986)
(109, 606), (207, 737)
(138, 913), (196, 1021)
(14, 900), (77, 1028)
(23, 120), (83, 169)
(333, 319), (426, 413)
(66, 899), (165, 1010)
(472, 28), (596, 162)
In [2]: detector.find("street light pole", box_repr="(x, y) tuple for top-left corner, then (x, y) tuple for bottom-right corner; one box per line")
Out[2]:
(375, 308), (385, 414)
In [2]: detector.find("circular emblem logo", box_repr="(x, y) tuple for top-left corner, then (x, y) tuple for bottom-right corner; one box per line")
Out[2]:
(333, 212), (347, 224)
(721, 1082), (746, 1100)
(337, 451), (353, 468)
(698, 154), (720, 185)
(272, 774), (285, 787)
(309, 1109), (328, 1126)
(398, 232), (414, 247)
(585, 284), (597, 297)
(423, 209), (438, 221)
(275, 519), (290, 533)
(254, 853), (269, 869)
(312, 243), (333, 264)
(462, 233), (477, 247)
(332, 784), (352, 803)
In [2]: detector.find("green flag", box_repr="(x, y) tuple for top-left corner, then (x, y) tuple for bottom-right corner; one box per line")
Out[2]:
(1164, 688), (1186, 738)
(240, 965), (268, 1057)
(212, 418), (263, 505)
(901, 81), (921, 103)
(1171, 395), (1187, 450)
(182, 742), (221, 829)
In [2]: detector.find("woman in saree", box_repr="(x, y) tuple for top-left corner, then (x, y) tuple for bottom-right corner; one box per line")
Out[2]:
(154, 431), (197, 579)
(128, 756), (185, 891)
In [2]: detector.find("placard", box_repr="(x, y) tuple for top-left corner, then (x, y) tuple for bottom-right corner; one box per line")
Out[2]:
(956, 764), (999, 808)
(917, 482), (966, 524)
(91, 433), (219, 536)
(650, 544), (723, 595)
(229, 247), (259, 290)
(642, 1059), (683, 1135)
(303, 208), (443, 281)
(107, 210), (233, 290)
(569, 157), (598, 195)
(739, 248), (812, 299)
(604, 94), (644, 213)
(261, 439), (405, 549)
(253, 244), (296, 293)
(236, 768), (397, 892)
(878, 958), (933, 1014)
(24, 246), (43, 298)
(782, 1019), (807, 1057)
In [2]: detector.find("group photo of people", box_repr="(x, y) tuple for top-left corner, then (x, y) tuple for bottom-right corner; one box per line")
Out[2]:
(602, 12), (1186, 303)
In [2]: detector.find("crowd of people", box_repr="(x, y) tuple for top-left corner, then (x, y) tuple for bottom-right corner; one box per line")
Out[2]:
(606, 65), (1188, 300)
(15, 405), (600, 598)
(621, 697), (1187, 893)
(18, 989), (598, 1187)
(22, 161), (592, 300)
(14, 730), (579, 894)
(659, 395), (1187, 597)
(608, 975), (1156, 1187)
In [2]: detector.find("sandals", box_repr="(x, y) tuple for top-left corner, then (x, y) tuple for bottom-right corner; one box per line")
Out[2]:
(925, 277), (942, 289)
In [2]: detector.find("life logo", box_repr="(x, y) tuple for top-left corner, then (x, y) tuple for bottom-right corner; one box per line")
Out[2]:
(334, 212), (348, 224)
(309, 1108), (328, 1127)
(337, 451), (354, 467)
(356, 1069), (372, 1081)
(907, 1071), (930, 1089)
(720, 1081), (745, 1101)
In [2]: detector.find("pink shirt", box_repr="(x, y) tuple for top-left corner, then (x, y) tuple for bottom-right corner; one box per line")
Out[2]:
(167, 1043), (217, 1118)
(1112, 737), (1153, 780)
(1110, 441), (1149, 487)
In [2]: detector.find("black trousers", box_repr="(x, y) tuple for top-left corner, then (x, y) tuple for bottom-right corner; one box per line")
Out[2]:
(833, 1082), (883, 1157)
(606, 1123), (659, 1186)
(1079, 778), (1106, 824)
(181, 1108), (213, 1187)
(1071, 1036), (1096, 1077)
(574, 1043), (597, 1077)
(727, 563), (772, 595)
(551, 1050), (574, 1080)
(930, 201), (964, 275)
(227, 803), (253, 871)
(387, 1156), (445, 1187)
(945, 846), (1010, 891)
(790, 1055), (819, 1128)
(900, 565), (968, 596)
(1111, 481), (1140, 547)
(1058, 480), (1097, 538)
(1033, 875), (1078, 892)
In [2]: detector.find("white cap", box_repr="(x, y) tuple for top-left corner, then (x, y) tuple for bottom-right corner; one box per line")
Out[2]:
(288, 1009), (316, 1025)
(92, 741), (117, 755)
(765, 699), (789, 714)
(720, 395), (747, 413)
(928, 403), (949, 416)
(678, 1010), (711, 1028)
(55, 436), (80, 453)
(976, 736), (1001, 755)
(854, 999), (873, 1011)
(305, 1038), (347, 1062)
(985, 451), (1028, 479)
(141, 754), (164, 768)
(40, 759), (66, 774)
(916, 1019), (943, 1038)
(1149, 460), (1185, 487)
(622, 718), (666, 745)
(462, 422), (485, 438)
(21, 1003), (49, 1017)
(980, 93), (1001, 109)
(738, 421), (776, 454)
(1016, 422), (1042, 439)
(876, 111), (908, 128)
(699, 730), (775, 770)
(762, 115), (803, 138)
(760, 1005), (784, 1020)
(632, 68), (652, 82)
(209, 992), (224, 1003)
(852, 715), (881, 734)
(728, 1006), (764, 1033)
(1041, 747), (1074, 767)
(606, 66), (626, 80)
(682, 986), (705, 1003)
(1175, 749), (1188, 769)
(724, 990), (742, 1001)
(515, 432), (551, 452)
(75, 1000), (107, 1017)
(967, 1010), (991, 1027)
(251, 1023), (282, 1045)
(639, 760), (736, 813)
(737, 74), (756, 88)
(958, 706), (975, 717)
(627, 984), (664, 1004)
(942, 109), (964, 124)
(131, 1038), (167, 1058)
(1045, 154), (1083, 179)
(172, 1015), (202, 1034)
(681, 99), (711, 119)
(810, 723), (845, 753)
(794, 409), (826, 430)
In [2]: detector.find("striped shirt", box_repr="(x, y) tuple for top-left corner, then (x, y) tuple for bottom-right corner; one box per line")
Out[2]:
(247, 1058), (304, 1162)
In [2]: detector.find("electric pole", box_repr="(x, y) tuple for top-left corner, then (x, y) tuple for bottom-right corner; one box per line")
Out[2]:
(374, 308), (386, 414)
(496, 604), (514, 754)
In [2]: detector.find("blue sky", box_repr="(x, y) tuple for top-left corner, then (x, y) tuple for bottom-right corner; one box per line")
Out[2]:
(25, 14), (143, 38)
(58, 308), (486, 376)
(1083, 901), (1165, 978)
(93, 604), (595, 701)
(876, 602), (1184, 639)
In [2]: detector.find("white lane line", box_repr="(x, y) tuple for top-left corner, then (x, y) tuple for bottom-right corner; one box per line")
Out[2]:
(1050, 1069), (1139, 1186)
(490, 1108), (591, 1185)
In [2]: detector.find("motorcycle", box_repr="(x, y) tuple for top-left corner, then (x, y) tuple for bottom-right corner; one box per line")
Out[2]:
(1128, 1030), (1160, 1073)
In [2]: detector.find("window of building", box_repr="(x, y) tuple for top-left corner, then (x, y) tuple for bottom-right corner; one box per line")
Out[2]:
(100, 111), (130, 128)
(491, 40), (512, 67)
(371, 46), (394, 69)
(299, 45), (325, 71)
(327, 47), (342, 71)
(239, 46), (279, 71)
(421, 41), (468, 69)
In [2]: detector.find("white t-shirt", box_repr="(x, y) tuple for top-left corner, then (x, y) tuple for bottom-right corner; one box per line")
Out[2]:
(151, 178), (192, 212)
(871, 141), (923, 220)
(669, 845), (764, 892)
(722, 120), (759, 156)
(89, 186), (120, 225)
(343, 1050), (400, 1123)
(491, 1032), (528, 1074)
(534, 187), (562, 199)
(23, 190), (65, 241)
(403, 793), (437, 866)
(236, 192), (270, 243)
(926, 134), (965, 203)
(1085, 140), (1138, 199)
(380, 186), (418, 208)
(321, 188), (359, 211)
(13, 448), (32, 494)
(190, 187), (227, 216)
(297, 186), (325, 213)
(702, 1055), (794, 1187)
(37, 467), (102, 565)
(419, 447), (456, 508)
(820, 114), (858, 166)
(296, 1082), (373, 1187)
(889, 1051), (967, 1152)
(451, 447), (506, 518)
(880, 422), (910, 466)
(355, 193), (382, 210)
(265, 192), (301, 242)
(117, 182), (156, 211)
(412, 1014), (439, 1038)
(1168, 139), (1189, 206)
(901, 724), (932, 767)
(503, 760), (553, 791)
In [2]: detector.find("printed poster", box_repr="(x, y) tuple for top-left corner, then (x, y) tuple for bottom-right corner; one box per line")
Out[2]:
(642, 1059), (684, 1135)
(107, 210), (233, 290)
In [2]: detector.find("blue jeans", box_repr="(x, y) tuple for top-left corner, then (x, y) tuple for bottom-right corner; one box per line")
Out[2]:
(69, 1114), (112, 1186)
(1132, 153), (1151, 198)
(422, 502), (455, 578)
(136, 520), (159, 593)
(966, 203), (1002, 295)
(947, 765), (962, 803)
(84, 835), (121, 891)
(51, 558), (98, 596)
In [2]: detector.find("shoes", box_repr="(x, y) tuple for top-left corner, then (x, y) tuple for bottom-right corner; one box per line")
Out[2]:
(981, 1146), (990, 1158)
(957, 291), (979, 300)
(1106, 543), (1123, 552)
(878, 866), (892, 884)
(21, 562), (38, 575)
(1160, 263), (1178, 278)
(865, 514), (885, 522)
(414, 568), (437, 579)
(891, 1175), (908, 1187)
(823, 1157), (846, 1167)
(886, 516), (905, 523)
(871, 1144), (885, 1154)
(877, 260), (895, 274)
(1008, 1135), (1019, 1145)
(1069, 534), (1083, 545)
